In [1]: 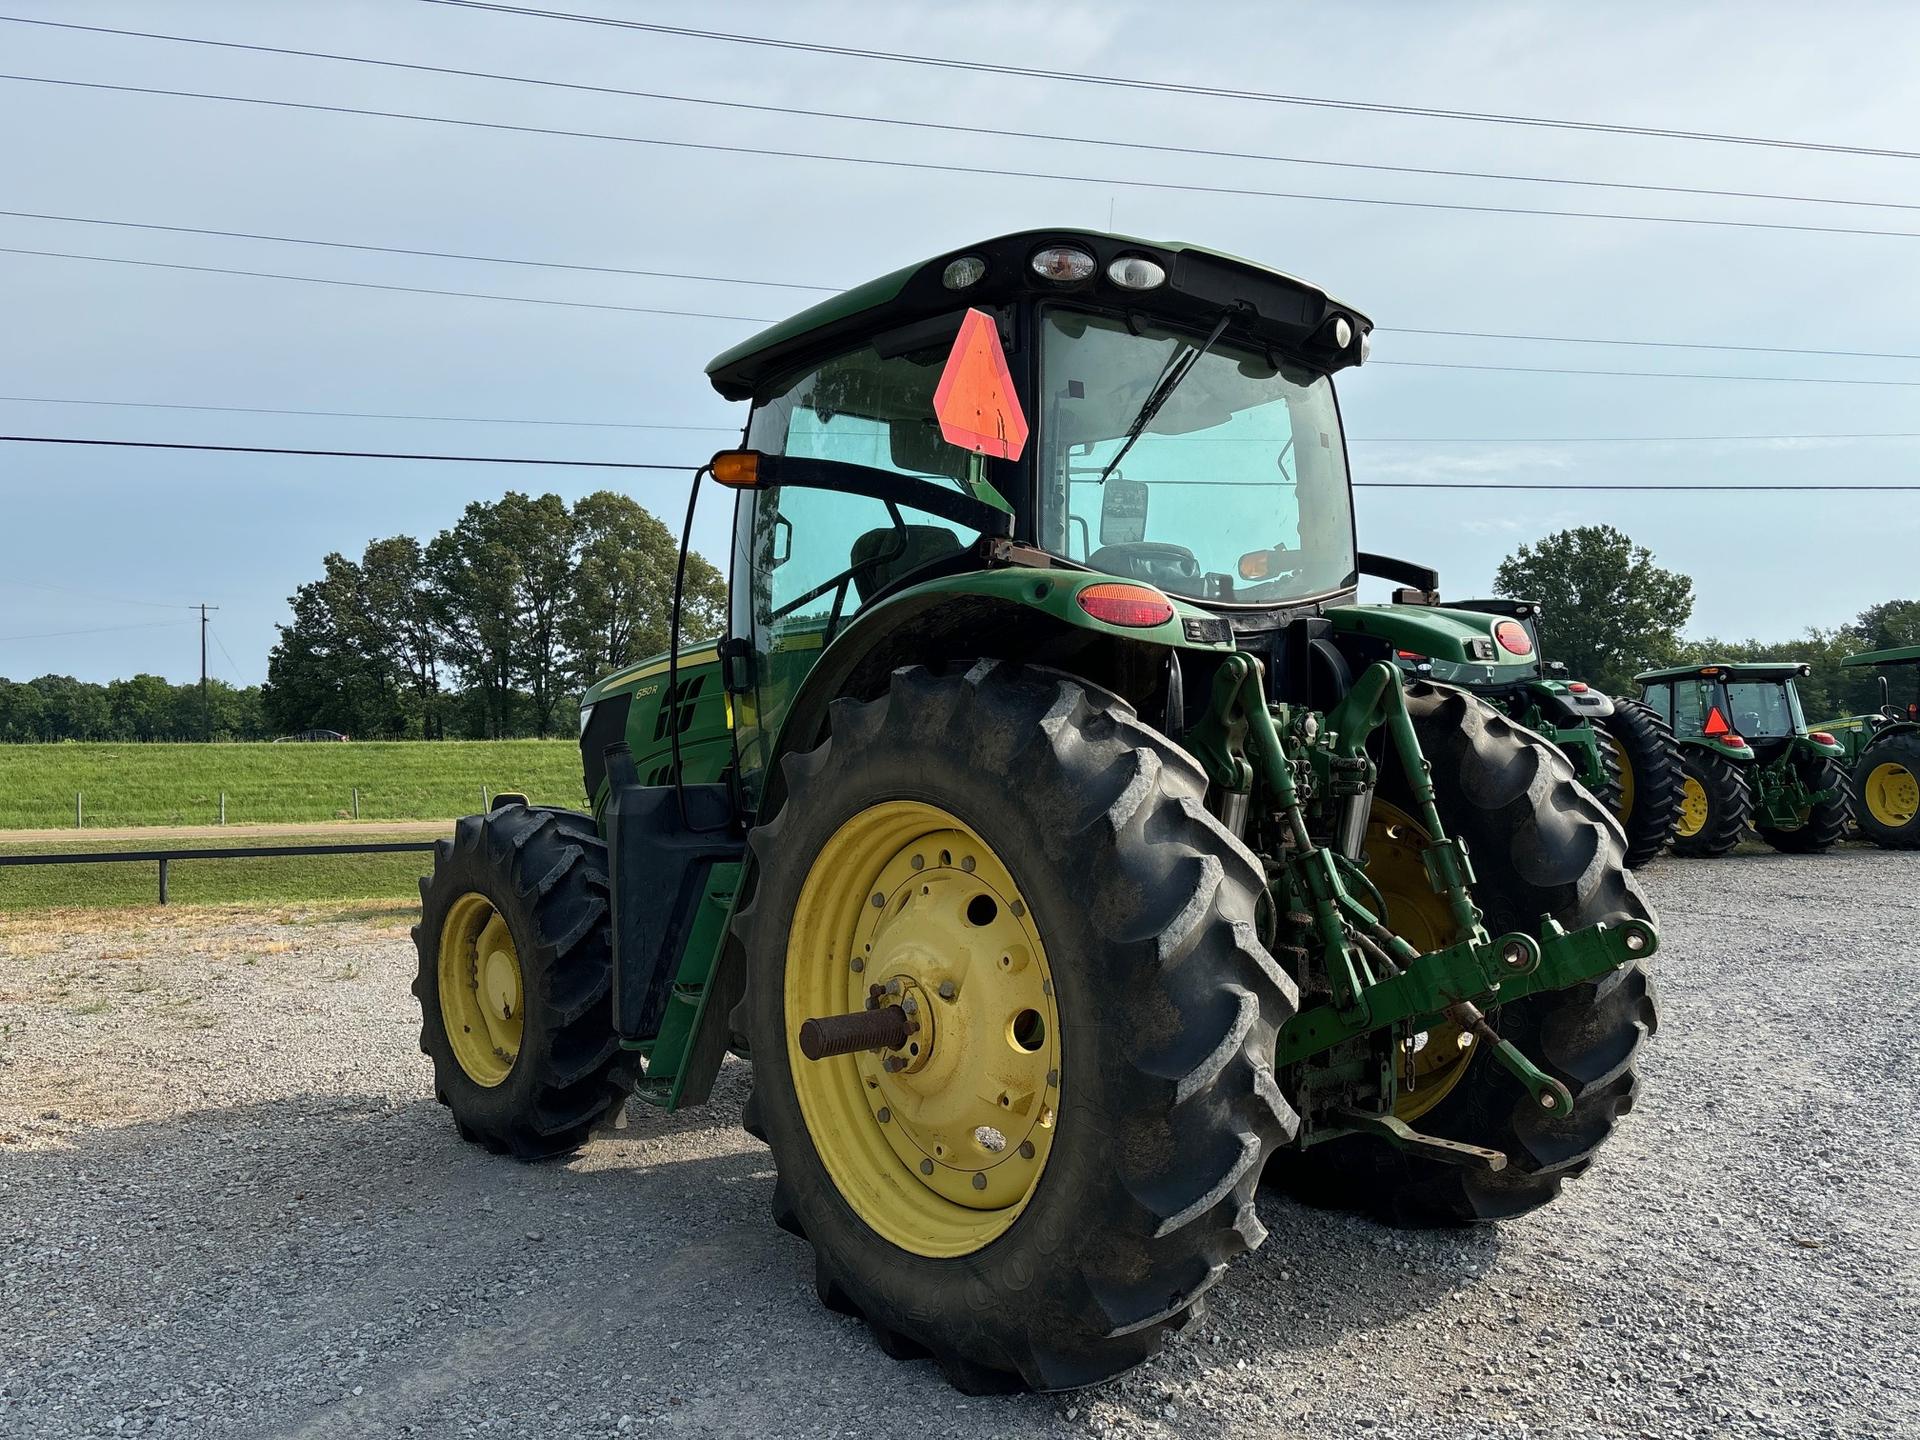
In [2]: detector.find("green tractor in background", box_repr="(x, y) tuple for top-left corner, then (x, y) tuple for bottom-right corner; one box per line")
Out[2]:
(412, 230), (1658, 1393)
(1637, 662), (1850, 857)
(1391, 596), (1682, 868)
(1816, 644), (1920, 848)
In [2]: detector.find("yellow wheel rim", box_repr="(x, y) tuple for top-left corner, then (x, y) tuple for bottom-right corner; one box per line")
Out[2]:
(1609, 734), (1635, 821)
(1865, 761), (1920, 827)
(1365, 801), (1476, 1123)
(1676, 776), (1709, 838)
(438, 892), (524, 1087)
(784, 801), (1060, 1259)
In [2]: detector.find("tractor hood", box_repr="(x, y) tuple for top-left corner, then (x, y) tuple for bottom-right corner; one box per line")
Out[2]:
(705, 229), (1373, 401)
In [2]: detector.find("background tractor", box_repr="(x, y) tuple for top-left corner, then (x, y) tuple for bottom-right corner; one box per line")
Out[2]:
(1391, 596), (1682, 867)
(1815, 644), (1920, 848)
(412, 230), (1659, 1393)
(1637, 662), (1850, 856)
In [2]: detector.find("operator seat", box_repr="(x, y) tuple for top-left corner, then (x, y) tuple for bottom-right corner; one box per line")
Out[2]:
(850, 525), (964, 603)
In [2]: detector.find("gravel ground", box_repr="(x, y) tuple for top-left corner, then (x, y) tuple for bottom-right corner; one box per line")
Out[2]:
(1, 854), (1915, 1439)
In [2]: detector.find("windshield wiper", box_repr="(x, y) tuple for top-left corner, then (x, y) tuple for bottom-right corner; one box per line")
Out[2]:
(1095, 307), (1240, 485)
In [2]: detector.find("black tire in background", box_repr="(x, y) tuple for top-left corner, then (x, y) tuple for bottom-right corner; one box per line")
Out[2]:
(1669, 748), (1754, 858)
(732, 661), (1298, 1392)
(1756, 754), (1850, 854)
(412, 805), (635, 1158)
(1272, 682), (1658, 1226)
(1601, 698), (1685, 868)
(1853, 729), (1920, 849)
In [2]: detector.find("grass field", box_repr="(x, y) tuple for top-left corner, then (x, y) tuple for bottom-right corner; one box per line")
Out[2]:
(0, 740), (582, 830)
(0, 834), (438, 911)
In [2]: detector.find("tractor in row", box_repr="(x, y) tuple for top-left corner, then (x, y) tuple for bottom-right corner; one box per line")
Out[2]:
(1817, 644), (1920, 848)
(412, 230), (1659, 1392)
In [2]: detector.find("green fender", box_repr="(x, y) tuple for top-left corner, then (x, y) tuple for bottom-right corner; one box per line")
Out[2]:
(1324, 603), (1536, 669)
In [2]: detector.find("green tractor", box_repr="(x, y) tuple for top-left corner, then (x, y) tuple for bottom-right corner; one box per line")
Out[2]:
(1636, 662), (1850, 857)
(1391, 596), (1683, 868)
(1816, 644), (1920, 848)
(413, 230), (1659, 1392)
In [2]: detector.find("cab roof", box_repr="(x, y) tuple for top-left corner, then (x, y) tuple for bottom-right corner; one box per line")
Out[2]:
(1637, 661), (1811, 683)
(1842, 644), (1920, 669)
(704, 228), (1373, 402)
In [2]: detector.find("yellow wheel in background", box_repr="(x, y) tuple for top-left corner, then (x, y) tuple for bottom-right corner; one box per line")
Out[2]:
(1676, 776), (1709, 838)
(1609, 733), (1637, 821)
(1364, 800), (1476, 1123)
(1865, 761), (1919, 827)
(783, 801), (1059, 1259)
(437, 891), (524, 1088)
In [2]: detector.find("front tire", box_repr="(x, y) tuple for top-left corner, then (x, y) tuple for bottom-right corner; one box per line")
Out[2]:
(1273, 682), (1658, 1226)
(733, 661), (1297, 1392)
(1669, 749), (1754, 858)
(1854, 731), (1920, 849)
(412, 805), (635, 1158)
(1757, 754), (1850, 854)
(1600, 698), (1684, 868)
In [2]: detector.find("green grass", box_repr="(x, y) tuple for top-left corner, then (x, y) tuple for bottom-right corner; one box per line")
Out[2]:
(0, 834), (438, 911)
(0, 739), (583, 830)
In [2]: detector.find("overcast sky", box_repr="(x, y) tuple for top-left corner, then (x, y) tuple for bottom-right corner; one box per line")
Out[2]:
(3, 0), (1918, 687)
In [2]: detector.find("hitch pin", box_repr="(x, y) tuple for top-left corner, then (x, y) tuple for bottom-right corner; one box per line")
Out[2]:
(1447, 1000), (1575, 1114)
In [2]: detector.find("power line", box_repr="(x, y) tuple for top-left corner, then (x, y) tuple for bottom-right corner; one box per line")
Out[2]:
(0, 619), (193, 644)
(0, 435), (699, 469)
(0, 392), (739, 432)
(1350, 433), (1920, 443)
(0, 206), (832, 292)
(419, 1), (1920, 163)
(0, 245), (772, 322)
(7, 435), (1920, 489)
(7, 395), (1919, 446)
(6, 16), (1918, 218)
(13, 72), (1920, 246)
(1375, 359), (1920, 387)
(207, 624), (243, 685)
(0, 576), (195, 609)
(15, 210), (1920, 362)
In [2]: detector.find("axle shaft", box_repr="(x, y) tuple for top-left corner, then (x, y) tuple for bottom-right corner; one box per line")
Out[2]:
(799, 1004), (911, 1061)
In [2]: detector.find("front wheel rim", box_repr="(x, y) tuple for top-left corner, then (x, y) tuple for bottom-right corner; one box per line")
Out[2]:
(1865, 761), (1920, 826)
(785, 801), (1060, 1259)
(438, 892), (524, 1087)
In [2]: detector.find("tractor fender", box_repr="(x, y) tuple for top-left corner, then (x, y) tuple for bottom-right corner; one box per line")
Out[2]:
(1682, 735), (1757, 764)
(1789, 731), (1849, 760)
(1524, 679), (1617, 725)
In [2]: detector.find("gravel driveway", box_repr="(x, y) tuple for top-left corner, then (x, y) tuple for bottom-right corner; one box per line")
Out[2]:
(1, 854), (1915, 1439)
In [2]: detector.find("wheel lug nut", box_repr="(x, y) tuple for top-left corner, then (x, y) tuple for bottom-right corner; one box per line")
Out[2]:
(971, 1173), (987, 1190)
(937, 981), (956, 1001)
(882, 1056), (906, 1073)
(876, 1107), (891, 1124)
(1018, 1140), (1035, 1160)
(902, 996), (918, 1016)
(919, 1159), (934, 1175)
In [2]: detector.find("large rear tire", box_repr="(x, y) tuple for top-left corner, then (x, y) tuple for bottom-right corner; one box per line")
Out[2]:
(1272, 682), (1657, 1226)
(412, 805), (635, 1158)
(1853, 730), (1920, 849)
(1600, 698), (1684, 868)
(733, 661), (1297, 1392)
(1669, 749), (1753, 858)
(1757, 754), (1850, 854)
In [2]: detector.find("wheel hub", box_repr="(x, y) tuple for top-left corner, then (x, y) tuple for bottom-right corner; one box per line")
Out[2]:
(437, 893), (524, 1088)
(1677, 776), (1709, 836)
(784, 803), (1060, 1257)
(1866, 761), (1918, 826)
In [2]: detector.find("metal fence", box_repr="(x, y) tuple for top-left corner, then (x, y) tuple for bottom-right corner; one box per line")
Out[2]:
(0, 841), (437, 904)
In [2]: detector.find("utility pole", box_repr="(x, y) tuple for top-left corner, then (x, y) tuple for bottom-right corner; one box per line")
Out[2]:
(198, 603), (220, 741)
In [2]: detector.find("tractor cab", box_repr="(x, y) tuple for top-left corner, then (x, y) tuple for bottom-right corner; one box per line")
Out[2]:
(1638, 662), (1817, 765)
(1821, 644), (1920, 847)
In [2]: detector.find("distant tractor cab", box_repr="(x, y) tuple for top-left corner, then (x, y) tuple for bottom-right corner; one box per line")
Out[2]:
(1395, 596), (1682, 867)
(1817, 644), (1920, 848)
(1638, 662), (1850, 857)
(412, 230), (1659, 1393)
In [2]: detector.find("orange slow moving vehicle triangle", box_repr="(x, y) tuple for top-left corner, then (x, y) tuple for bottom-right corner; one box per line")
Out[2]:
(1703, 705), (1732, 737)
(933, 308), (1030, 462)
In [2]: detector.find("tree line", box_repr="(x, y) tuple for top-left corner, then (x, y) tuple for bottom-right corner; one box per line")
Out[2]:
(260, 490), (725, 740)
(1494, 524), (1918, 716)
(0, 673), (269, 743)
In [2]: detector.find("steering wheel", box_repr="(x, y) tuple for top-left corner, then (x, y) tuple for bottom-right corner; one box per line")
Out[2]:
(1882, 704), (1910, 723)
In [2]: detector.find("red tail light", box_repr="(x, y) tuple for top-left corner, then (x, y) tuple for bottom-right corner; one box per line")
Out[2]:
(1396, 649), (1427, 662)
(1493, 620), (1532, 656)
(1569, 682), (1589, 693)
(1723, 734), (1748, 748)
(1811, 731), (1836, 745)
(1076, 582), (1174, 628)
